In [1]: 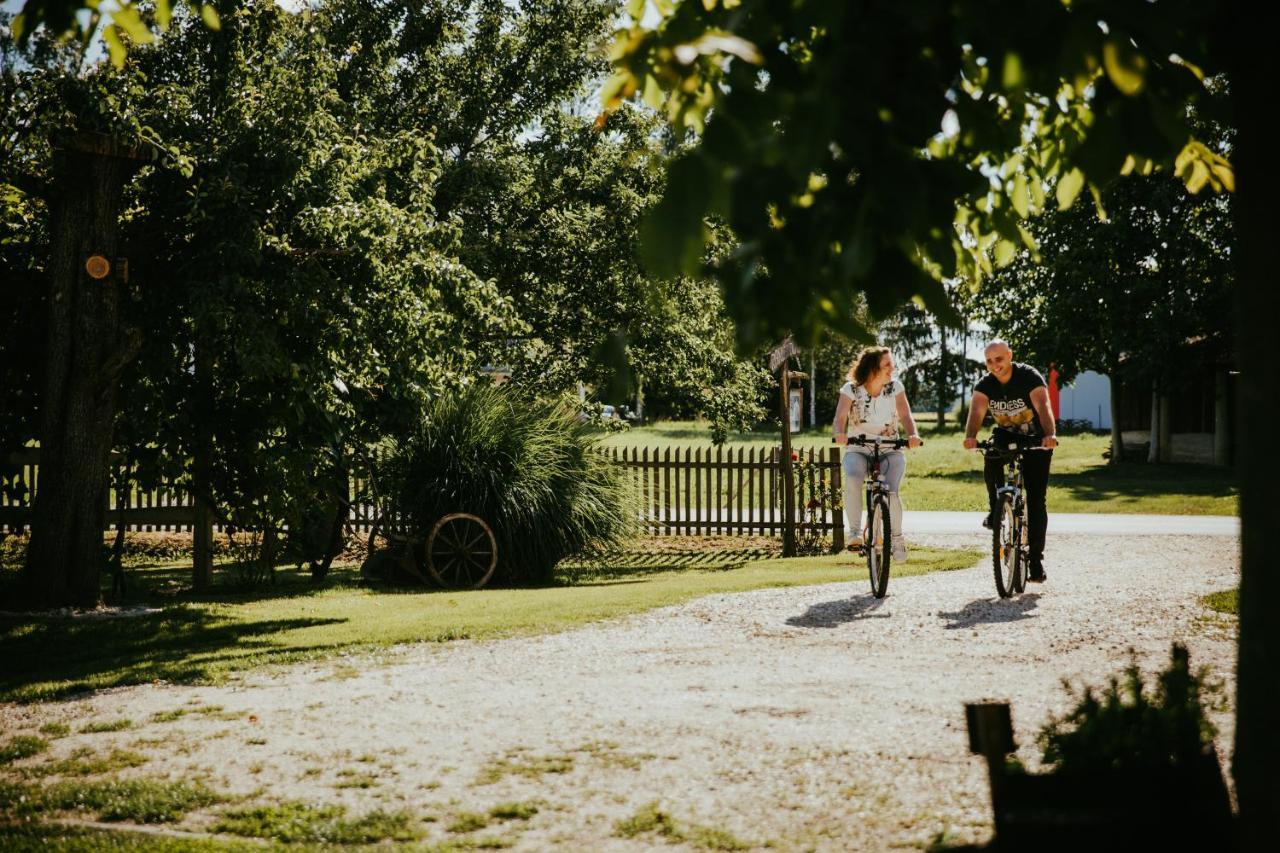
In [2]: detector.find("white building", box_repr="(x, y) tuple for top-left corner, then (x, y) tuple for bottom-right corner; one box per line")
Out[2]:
(1055, 370), (1112, 429)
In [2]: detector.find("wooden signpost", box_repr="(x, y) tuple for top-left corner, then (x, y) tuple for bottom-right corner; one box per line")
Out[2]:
(769, 338), (806, 557)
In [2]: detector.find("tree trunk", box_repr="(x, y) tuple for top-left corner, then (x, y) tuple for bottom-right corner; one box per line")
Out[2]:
(192, 334), (214, 592)
(1229, 11), (1278, 842)
(958, 317), (970, 425)
(19, 142), (137, 609)
(936, 323), (948, 428)
(1213, 369), (1230, 467)
(1147, 387), (1160, 464)
(1108, 362), (1124, 465)
(1157, 392), (1172, 463)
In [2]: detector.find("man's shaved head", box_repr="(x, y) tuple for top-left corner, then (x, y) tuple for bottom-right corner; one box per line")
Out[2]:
(984, 339), (1012, 357)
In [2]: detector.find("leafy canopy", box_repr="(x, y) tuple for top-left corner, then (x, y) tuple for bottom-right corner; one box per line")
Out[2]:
(607, 0), (1233, 348)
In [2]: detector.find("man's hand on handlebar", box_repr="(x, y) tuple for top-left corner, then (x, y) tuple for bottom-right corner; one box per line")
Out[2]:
(963, 435), (978, 450)
(1041, 435), (1059, 449)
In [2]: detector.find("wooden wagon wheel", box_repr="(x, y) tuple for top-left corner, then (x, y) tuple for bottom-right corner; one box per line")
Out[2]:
(364, 516), (431, 585)
(426, 513), (498, 590)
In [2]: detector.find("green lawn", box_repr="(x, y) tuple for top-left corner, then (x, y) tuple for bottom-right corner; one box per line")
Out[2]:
(600, 421), (1238, 516)
(0, 544), (981, 704)
(1201, 588), (1239, 615)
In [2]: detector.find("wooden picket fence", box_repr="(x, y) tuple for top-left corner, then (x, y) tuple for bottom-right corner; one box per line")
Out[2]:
(1, 446), (846, 544)
(604, 446), (844, 543)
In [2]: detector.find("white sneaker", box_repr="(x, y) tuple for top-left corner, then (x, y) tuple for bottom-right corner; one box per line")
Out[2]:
(892, 536), (908, 562)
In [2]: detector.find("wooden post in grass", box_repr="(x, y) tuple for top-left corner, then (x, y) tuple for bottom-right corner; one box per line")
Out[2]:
(770, 338), (800, 557)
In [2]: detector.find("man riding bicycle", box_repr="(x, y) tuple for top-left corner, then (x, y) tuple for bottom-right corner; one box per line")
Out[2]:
(962, 340), (1058, 582)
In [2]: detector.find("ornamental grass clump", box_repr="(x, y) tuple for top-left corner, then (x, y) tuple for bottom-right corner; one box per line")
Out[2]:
(380, 384), (635, 585)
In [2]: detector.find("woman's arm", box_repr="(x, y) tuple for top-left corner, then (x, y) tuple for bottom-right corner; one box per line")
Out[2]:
(833, 394), (851, 445)
(896, 391), (922, 448)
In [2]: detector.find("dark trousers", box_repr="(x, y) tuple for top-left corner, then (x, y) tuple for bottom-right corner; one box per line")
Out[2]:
(985, 446), (1053, 561)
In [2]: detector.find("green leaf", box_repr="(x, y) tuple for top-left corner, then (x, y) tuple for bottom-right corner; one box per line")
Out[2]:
(1056, 167), (1085, 210)
(103, 25), (127, 69)
(1028, 176), (1046, 210)
(200, 4), (222, 31)
(994, 238), (1016, 268)
(1010, 172), (1030, 218)
(156, 0), (172, 30)
(1103, 38), (1147, 96)
(112, 7), (154, 44)
(1001, 52), (1025, 90)
(627, 0), (646, 19)
(1089, 184), (1108, 221)
(642, 74), (664, 110)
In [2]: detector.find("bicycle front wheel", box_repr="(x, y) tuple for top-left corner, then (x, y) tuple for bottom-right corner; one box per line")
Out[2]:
(867, 495), (892, 598)
(992, 496), (1017, 598)
(1011, 503), (1029, 593)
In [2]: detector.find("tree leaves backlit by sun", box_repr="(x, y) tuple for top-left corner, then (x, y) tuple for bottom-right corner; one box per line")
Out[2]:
(605, 0), (1235, 350)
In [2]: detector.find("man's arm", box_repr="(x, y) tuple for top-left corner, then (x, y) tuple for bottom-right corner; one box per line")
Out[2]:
(1029, 386), (1059, 449)
(963, 391), (990, 449)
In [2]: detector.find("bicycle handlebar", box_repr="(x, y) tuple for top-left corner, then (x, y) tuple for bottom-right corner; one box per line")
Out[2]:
(975, 437), (1051, 453)
(834, 435), (918, 449)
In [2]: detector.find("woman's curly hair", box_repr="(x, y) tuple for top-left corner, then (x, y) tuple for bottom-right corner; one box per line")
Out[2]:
(847, 346), (891, 387)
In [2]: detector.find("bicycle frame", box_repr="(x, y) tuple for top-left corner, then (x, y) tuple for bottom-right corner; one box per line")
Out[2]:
(845, 436), (907, 553)
(981, 438), (1045, 595)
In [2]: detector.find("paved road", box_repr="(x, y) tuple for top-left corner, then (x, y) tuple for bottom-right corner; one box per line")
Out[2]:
(640, 508), (1240, 538)
(905, 510), (1239, 537)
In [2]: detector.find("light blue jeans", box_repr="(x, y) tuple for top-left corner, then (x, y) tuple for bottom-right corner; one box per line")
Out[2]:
(843, 448), (905, 540)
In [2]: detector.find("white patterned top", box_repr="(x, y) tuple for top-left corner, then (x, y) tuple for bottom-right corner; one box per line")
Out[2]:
(839, 379), (903, 440)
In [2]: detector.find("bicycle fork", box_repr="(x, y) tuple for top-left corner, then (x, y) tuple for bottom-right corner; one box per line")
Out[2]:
(861, 476), (887, 554)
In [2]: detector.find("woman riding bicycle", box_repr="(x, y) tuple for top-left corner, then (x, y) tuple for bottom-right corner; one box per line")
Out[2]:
(832, 346), (922, 560)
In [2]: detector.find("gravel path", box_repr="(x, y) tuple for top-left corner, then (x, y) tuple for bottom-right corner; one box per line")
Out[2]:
(2, 532), (1239, 851)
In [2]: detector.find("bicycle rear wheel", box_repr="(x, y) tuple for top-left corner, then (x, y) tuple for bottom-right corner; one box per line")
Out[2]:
(992, 496), (1018, 598)
(867, 495), (892, 598)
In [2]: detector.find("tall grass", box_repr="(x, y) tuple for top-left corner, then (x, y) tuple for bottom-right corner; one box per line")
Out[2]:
(380, 385), (635, 585)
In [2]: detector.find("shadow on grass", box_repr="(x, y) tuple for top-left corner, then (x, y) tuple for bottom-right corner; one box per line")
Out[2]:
(556, 547), (778, 584)
(937, 594), (1041, 629)
(108, 562), (375, 606)
(0, 607), (347, 703)
(920, 462), (1236, 504)
(786, 593), (890, 628)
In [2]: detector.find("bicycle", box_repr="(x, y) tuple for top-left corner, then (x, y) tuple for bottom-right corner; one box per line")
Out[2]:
(839, 435), (915, 599)
(977, 437), (1048, 598)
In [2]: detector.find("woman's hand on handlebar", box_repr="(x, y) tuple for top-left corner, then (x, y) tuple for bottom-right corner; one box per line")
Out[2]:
(832, 434), (848, 446)
(907, 434), (923, 450)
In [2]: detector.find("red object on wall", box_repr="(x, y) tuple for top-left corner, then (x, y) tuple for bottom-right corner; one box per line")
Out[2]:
(1048, 363), (1061, 419)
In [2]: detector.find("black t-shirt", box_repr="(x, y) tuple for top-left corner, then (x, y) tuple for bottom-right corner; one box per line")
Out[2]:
(976, 362), (1047, 438)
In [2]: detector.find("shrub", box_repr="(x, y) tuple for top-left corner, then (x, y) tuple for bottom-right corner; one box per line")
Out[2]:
(377, 384), (635, 585)
(1039, 643), (1223, 773)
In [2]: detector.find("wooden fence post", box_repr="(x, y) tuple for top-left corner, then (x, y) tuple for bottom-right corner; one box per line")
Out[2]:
(829, 445), (844, 552)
